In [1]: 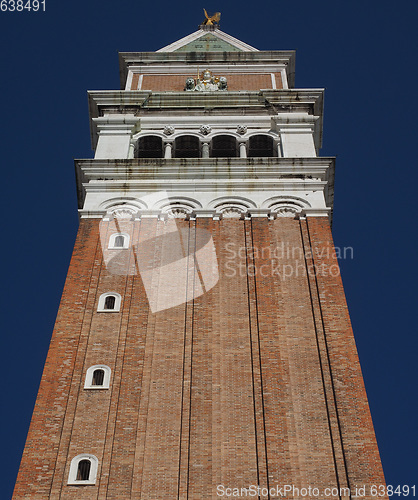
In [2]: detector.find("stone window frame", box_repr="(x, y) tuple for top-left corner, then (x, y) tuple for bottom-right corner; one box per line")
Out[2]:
(108, 232), (130, 249)
(97, 292), (122, 312)
(67, 454), (99, 485)
(84, 365), (111, 390)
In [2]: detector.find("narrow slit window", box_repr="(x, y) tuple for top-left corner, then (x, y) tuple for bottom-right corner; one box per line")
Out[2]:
(104, 295), (116, 310)
(92, 369), (105, 386)
(76, 459), (91, 481)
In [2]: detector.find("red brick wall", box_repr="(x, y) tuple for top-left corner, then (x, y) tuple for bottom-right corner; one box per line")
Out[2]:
(131, 73), (139, 91)
(139, 73), (276, 91)
(275, 72), (283, 88)
(13, 216), (386, 499)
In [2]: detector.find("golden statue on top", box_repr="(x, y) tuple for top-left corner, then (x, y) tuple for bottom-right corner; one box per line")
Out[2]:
(203, 8), (221, 26)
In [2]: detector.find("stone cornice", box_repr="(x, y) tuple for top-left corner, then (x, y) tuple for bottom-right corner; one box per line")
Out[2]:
(88, 89), (321, 114)
(75, 157), (335, 210)
(124, 63), (288, 74)
(82, 179), (328, 194)
(118, 50), (296, 90)
(88, 89), (324, 148)
(76, 157), (334, 180)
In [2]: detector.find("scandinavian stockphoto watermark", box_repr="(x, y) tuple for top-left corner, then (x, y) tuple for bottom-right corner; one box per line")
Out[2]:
(224, 242), (353, 280)
(216, 484), (416, 497)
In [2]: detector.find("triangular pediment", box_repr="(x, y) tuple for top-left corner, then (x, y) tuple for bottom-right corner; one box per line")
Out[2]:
(157, 28), (258, 53)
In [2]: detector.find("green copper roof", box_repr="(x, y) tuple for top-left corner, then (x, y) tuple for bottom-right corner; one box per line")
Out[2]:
(174, 33), (243, 52)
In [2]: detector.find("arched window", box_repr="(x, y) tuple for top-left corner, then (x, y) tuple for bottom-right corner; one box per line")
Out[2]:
(211, 135), (237, 157)
(114, 235), (125, 247)
(174, 136), (200, 158)
(248, 135), (274, 157)
(92, 369), (105, 386)
(135, 136), (163, 158)
(84, 365), (111, 389)
(67, 454), (99, 485)
(77, 460), (91, 481)
(97, 292), (121, 312)
(104, 295), (116, 310)
(108, 233), (130, 249)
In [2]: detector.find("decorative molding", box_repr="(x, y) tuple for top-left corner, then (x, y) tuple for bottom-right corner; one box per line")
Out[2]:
(112, 208), (137, 219)
(299, 208), (331, 218)
(165, 207), (190, 219)
(163, 125), (175, 135)
(139, 210), (162, 218)
(99, 198), (148, 210)
(275, 206), (299, 217)
(209, 195), (257, 211)
(247, 209), (272, 218)
(155, 197), (202, 211)
(193, 209), (218, 218)
(78, 209), (107, 219)
(200, 124), (212, 135)
(221, 207), (245, 218)
(264, 195), (310, 210)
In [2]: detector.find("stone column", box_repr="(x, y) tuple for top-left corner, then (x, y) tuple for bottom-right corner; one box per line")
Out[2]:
(239, 141), (247, 158)
(164, 142), (173, 159)
(202, 142), (210, 158)
(128, 141), (135, 159)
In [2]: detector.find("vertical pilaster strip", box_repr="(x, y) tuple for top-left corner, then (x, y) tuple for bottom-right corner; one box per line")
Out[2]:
(105, 217), (156, 498)
(215, 219), (258, 492)
(178, 218), (196, 500)
(136, 217), (191, 499)
(250, 218), (293, 488)
(98, 217), (142, 499)
(130, 217), (161, 498)
(49, 219), (106, 499)
(244, 218), (269, 499)
(187, 217), (214, 498)
(299, 217), (350, 499)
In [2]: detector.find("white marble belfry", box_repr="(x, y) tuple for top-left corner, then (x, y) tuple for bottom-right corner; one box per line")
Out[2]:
(77, 28), (334, 222)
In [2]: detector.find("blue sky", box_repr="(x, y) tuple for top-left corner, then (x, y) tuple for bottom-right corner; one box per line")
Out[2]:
(1, 0), (417, 497)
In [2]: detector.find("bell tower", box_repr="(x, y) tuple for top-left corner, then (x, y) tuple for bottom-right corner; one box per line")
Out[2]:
(13, 17), (386, 500)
